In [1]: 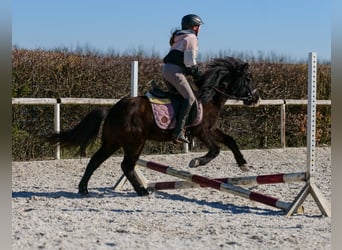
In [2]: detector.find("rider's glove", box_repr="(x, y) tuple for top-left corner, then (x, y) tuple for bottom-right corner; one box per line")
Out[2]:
(185, 65), (202, 81)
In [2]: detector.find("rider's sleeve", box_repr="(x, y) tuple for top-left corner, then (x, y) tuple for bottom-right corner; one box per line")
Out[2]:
(183, 34), (198, 67)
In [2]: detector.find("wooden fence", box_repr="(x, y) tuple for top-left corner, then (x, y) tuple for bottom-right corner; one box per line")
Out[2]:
(12, 97), (331, 159)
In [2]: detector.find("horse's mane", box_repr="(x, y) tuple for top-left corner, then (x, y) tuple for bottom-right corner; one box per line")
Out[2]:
(198, 57), (247, 103)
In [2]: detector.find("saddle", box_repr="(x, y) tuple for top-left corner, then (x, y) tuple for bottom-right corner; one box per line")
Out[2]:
(145, 83), (203, 130)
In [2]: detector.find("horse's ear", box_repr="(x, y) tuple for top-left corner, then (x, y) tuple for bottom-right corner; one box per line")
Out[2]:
(242, 63), (249, 72)
(236, 62), (249, 75)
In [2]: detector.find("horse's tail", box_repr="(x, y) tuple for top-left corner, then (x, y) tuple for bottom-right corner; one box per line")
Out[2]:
(46, 107), (109, 156)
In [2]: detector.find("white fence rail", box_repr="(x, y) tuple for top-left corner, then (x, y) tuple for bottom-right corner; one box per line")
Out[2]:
(12, 97), (331, 159)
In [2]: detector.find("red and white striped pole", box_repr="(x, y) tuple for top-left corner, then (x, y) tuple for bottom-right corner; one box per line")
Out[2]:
(137, 159), (291, 211)
(147, 172), (307, 190)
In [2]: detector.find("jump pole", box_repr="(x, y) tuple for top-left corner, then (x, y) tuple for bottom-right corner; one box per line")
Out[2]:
(137, 159), (292, 211)
(285, 52), (331, 217)
(147, 172), (307, 190)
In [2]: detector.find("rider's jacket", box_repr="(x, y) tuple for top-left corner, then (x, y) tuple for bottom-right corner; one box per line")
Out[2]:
(163, 30), (198, 69)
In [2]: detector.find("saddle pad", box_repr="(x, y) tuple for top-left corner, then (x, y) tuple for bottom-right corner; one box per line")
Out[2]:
(151, 102), (176, 129)
(150, 101), (203, 130)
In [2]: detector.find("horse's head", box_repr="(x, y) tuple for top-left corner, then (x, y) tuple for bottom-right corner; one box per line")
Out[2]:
(224, 61), (260, 106)
(199, 57), (260, 106)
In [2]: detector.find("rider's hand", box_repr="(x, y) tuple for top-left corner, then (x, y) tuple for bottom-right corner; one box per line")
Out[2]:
(185, 66), (202, 81)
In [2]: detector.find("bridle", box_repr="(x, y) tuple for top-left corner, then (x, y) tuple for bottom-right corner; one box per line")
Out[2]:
(212, 82), (256, 102)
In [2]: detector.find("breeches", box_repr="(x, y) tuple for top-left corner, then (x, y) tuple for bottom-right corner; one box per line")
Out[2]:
(162, 63), (196, 105)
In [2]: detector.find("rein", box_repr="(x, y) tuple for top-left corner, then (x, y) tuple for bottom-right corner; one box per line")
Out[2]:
(212, 86), (255, 102)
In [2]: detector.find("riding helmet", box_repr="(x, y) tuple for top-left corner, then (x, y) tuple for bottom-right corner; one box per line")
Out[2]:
(181, 14), (204, 29)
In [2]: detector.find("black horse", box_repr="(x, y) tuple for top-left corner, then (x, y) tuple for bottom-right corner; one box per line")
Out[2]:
(47, 57), (260, 196)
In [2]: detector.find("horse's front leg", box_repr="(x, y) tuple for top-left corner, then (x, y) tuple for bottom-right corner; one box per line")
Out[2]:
(213, 128), (250, 172)
(121, 156), (149, 196)
(189, 134), (220, 168)
(121, 144), (149, 196)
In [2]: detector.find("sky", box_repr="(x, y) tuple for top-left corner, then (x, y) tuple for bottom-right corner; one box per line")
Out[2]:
(12, 0), (331, 62)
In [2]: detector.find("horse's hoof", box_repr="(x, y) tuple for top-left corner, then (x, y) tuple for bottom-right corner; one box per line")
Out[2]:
(78, 190), (89, 196)
(189, 159), (200, 168)
(239, 164), (250, 172)
(78, 185), (89, 196)
(136, 187), (149, 196)
(147, 187), (155, 193)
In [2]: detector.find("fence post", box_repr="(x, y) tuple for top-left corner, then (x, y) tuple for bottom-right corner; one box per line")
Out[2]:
(131, 61), (138, 97)
(280, 102), (286, 148)
(54, 101), (61, 159)
(183, 141), (189, 153)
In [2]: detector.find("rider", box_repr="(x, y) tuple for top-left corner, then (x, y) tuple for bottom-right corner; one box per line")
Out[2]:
(162, 14), (204, 144)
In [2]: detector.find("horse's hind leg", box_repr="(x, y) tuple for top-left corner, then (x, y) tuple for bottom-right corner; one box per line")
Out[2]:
(121, 144), (149, 196)
(78, 144), (118, 195)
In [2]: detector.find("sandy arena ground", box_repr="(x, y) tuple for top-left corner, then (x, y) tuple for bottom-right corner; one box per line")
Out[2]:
(12, 147), (331, 249)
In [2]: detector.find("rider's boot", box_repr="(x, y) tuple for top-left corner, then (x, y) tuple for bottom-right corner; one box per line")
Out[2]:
(172, 99), (192, 144)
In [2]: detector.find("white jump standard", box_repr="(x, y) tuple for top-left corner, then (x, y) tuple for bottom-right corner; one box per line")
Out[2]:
(285, 52), (330, 217)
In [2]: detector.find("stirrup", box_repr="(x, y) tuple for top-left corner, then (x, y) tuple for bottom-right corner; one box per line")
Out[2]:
(172, 132), (189, 144)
